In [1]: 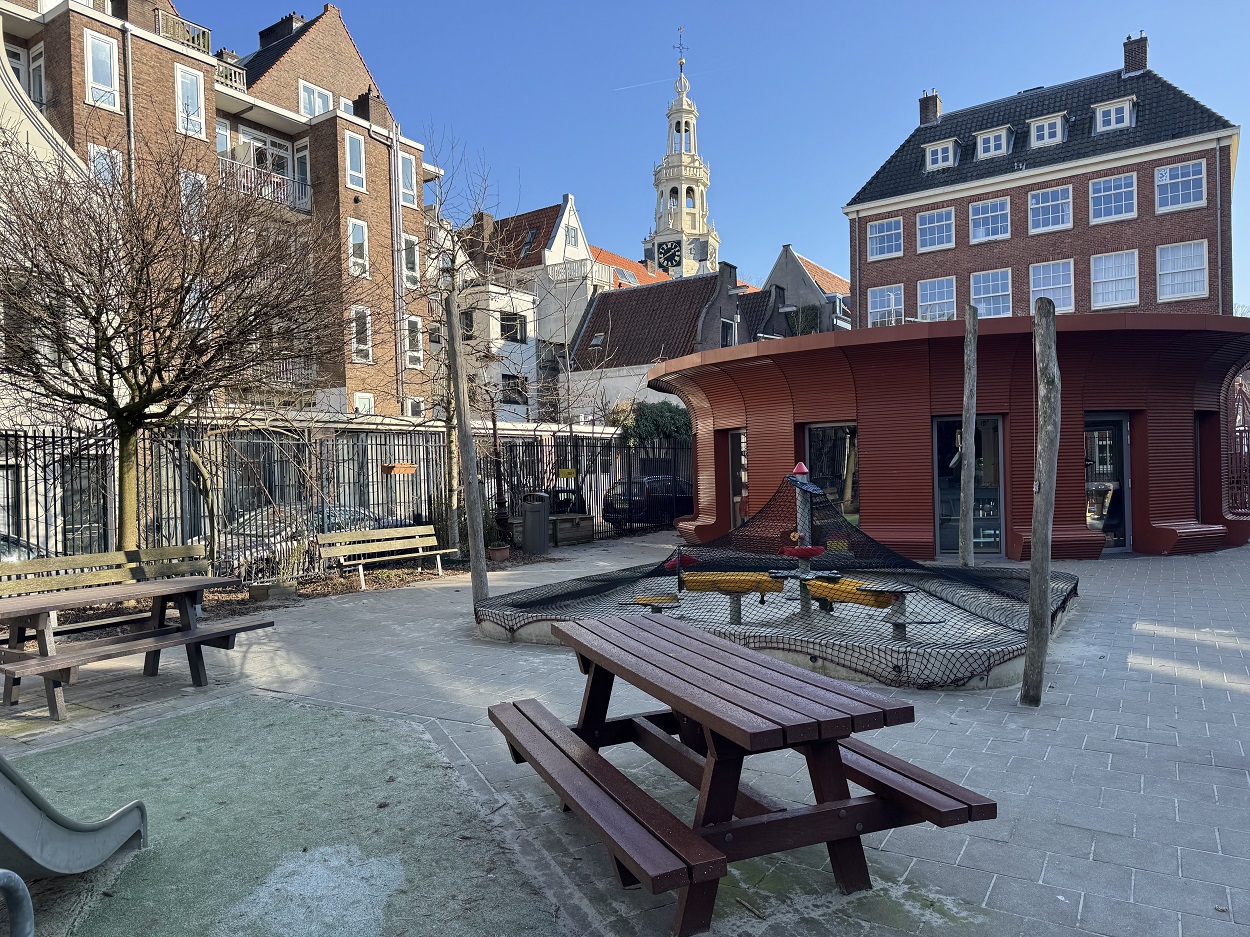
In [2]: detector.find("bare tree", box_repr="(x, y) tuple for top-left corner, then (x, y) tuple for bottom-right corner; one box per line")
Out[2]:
(0, 124), (356, 549)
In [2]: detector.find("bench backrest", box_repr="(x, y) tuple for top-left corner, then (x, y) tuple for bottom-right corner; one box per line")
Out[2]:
(0, 545), (209, 598)
(315, 525), (439, 560)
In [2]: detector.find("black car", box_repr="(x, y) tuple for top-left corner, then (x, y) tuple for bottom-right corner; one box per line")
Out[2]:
(602, 476), (694, 532)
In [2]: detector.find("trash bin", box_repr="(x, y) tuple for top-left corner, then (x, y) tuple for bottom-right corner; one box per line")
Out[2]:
(521, 492), (550, 555)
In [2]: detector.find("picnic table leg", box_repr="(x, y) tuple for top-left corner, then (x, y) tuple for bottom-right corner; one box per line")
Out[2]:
(169, 593), (209, 688)
(3, 620), (28, 706)
(34, 615), (66, 722)
(802, 740), (873, 893)
(574, 661), (615, 751)
(142, 598), (168, 677)
(676, 729), (744, 937)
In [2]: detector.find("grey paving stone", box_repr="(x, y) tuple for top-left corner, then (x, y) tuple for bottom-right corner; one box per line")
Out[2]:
(902, 856), (994, 907)
(1178, 911), (1247, 937)
(1092, 832), (1180, 873)
(984, 875), (1081, 927)
(1132, 868), (1232, 919)
(1078, 893), (1183, 937)
(1011, 819), (1097, 859)
(1040, 854), (1133, 900)
(1180, 847), (1250, 888)
(957, 837), (1048, 880)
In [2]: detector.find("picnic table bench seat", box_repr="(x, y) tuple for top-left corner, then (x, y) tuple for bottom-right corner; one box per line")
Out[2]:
(315, 525), (458, 589)
(489, 699), (727, 894)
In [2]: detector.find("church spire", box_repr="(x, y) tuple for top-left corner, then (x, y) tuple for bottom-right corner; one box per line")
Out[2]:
(643, 29), (718, 278)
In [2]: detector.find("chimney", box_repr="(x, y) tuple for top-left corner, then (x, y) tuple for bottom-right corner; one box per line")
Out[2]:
(919, 89), (942, 126)
(259, 13), (307, 49)
(1123, 32), (1148, 73)
(215, 49), (241, 65)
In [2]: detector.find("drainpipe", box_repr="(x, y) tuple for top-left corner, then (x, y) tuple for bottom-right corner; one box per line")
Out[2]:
(388, 121), (405, 410)
(1216, 142), (1224, 314)
(122, 22), (136, 198)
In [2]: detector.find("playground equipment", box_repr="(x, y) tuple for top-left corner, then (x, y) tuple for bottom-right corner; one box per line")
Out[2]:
(478, 467), (1079, 689)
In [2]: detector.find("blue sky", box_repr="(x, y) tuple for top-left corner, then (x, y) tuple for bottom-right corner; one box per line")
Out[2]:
(186, 0), (1248, 297)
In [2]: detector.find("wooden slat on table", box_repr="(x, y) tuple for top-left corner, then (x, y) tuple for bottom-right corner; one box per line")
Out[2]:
(639, 613), (915, 726)
(552, 621), (785, 751)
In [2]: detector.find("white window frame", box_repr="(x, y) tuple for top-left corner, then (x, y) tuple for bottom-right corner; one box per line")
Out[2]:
(351, 306), (372, 363)
(1094, 97), (1134, 133)
(1156, 241), (1208, 302)
(215, 118), (231, 156)
(174, 64), (205, 138)
(298, 80), (332, 118)
(347, 219), (369, 277)
(84, 30), (119, 111)
(344, 130), (366, 191)
(353, 392), (375, 414)
(404, 315), (424, 368)
(969, 197), (1010, 244)
(1090, 250), (1139, 310)
(399, 152), (418, 207)
(565, 224), (578, 247)
(405, 397), (425, 419)
(1029, 260), (1074, 314)
(1089, 172), (1137, 224)
(5, 43), (27, 94)
(1155, 159), (1206, 214)
(866, 217), (903, 260)
(28, 42), (44, 112)
(339, 96), (355, 116)
(867, 284), (905, 327)
(975, 126), (1010, 160)
(402, 233), (420, 289)
(917, 276), (956, 321)
(1029, 113), (1065, 148)
(970, 269), (1013, 318)
(87, 143), (122, 187)
(916, 208), (954, 253)
(1028, 185), (1072, 234)
(924, 139), (956, 171)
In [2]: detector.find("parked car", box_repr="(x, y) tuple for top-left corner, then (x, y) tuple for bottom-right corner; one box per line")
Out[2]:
(602, 476), (694, 532)
(0, 533), (52, 563)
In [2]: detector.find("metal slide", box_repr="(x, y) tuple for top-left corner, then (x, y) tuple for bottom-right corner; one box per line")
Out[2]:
(0, 753), (147, 881)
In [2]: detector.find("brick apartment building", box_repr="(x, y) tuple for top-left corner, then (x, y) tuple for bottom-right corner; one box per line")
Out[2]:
(843, 34), (1234, 328)
(1, 0), (439, 418)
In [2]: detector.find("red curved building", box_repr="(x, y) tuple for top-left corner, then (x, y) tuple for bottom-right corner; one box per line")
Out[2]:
(646, 37), (1247, 561)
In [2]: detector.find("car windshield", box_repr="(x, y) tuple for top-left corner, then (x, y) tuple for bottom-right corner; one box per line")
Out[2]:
(609, 481), (645, 498)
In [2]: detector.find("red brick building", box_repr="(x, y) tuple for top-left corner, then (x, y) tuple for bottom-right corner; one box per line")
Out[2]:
(647, 36), (1248, 560)
(2, 1), (438, 417)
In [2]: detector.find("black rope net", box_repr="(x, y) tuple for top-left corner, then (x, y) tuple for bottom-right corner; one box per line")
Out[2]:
(477, 476), (1078, 689)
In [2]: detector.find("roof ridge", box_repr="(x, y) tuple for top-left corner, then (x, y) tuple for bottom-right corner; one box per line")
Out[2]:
(934, 69), (1123, 122)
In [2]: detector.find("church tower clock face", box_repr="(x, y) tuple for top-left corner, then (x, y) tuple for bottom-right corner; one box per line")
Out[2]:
(641, 32), (719, 279)
(657, 240), (681, 270)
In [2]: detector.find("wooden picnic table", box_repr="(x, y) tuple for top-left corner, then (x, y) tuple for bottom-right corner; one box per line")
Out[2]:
(0, 575), (248, 720)
(489, 613), (996, 936)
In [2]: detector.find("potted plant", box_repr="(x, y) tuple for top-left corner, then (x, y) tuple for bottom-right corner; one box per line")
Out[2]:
(248, 537), (308, 602)
(487, 542), (510, 563)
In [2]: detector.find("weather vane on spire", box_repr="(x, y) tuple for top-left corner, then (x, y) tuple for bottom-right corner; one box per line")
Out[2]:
(674, 26), (688, 73)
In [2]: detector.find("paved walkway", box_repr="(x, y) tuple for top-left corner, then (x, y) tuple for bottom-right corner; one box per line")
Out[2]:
(3, 535), (1250, 936)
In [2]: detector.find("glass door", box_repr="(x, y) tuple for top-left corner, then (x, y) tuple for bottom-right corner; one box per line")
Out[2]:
(1084, 417), (1130, 550)
(807, 424), (859, 525)
(728, 431), (748, 528)
(934, 416), (1002, 555)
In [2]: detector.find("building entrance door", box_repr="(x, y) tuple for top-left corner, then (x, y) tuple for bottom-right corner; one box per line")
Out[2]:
(728, 431), (748, 528)
(933, 416), (1003, 555)
(1084, 416), (1130, 550)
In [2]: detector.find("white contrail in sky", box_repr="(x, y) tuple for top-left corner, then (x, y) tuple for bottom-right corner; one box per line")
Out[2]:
(612, 69), (729, 92)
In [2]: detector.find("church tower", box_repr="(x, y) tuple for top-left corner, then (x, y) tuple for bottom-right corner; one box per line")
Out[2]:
(643, 38), (718, 278)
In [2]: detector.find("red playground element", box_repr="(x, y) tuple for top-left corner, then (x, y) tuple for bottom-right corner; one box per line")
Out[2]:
(792, 462), (808, 475)
(665, 553), (701, 571)
(780, 545), (826, 559)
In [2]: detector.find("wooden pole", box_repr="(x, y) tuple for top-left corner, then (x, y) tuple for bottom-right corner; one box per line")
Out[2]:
(1021, 297), (1061, 707)
(959, 304), (979, 567)
(444, 286), (490, 607)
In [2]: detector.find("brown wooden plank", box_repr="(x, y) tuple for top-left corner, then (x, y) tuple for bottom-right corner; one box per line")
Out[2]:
(641, 613), (915, 726)
(841, 737), (997, 821)
(0, 545), (205, 579)
(315, 525), (435, 546)
(517, 700), (726, 884)
(488, 702), (691, 893)
(0, 618), (273, 678)
(623, 615), (868, 735)
(552, 620), (785, 751)
(590, 617), (847, 741)
(837, 744), (969, 827)
(0, 577), (238, 619)
(318, 537), (440, 558)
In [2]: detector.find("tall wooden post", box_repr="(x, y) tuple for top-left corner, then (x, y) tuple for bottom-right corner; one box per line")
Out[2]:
(445, 286), (489, 607)
(959, 304), (979, 567)
(1021, 297), (1061, 707)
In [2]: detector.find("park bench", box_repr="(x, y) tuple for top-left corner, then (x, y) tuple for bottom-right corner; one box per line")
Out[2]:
(491, 613), (996, 935)
(315, 525), (458, 590)
(0, 546), (272, 721)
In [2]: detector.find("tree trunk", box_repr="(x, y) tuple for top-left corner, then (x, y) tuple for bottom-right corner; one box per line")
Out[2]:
(959, 304), (979, 567)
(1021, 297), (1061, 707)
(445, 287), (489, 606)
(115, 422), (140, 551)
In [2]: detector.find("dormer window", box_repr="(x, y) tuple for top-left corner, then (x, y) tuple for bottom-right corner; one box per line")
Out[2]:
(975, 127), (1010, 160)
(589, 332), (605, 348)
(1029, 113), (1066, 148)
(1094, 98), (1134, 132)
(925, 139), (957, 171)
(518, 228), (538, 260)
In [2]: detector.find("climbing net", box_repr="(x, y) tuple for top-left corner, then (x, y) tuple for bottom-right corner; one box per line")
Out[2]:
(477, 476), (1078, 688)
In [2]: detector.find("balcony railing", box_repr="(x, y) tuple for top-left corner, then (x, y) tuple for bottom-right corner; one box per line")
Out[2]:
(218, 157), (312, 214)
(154, 10), (211, 56)
(215, 60), (247, 93)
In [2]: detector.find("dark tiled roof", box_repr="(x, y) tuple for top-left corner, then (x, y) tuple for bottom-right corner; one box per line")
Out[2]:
(736, 290), (773, 339)
(572, 274), (719, 370)
(847, 69), (1235, 207)
(588, 245), (669, 288)
(238, 14), (323, 87)
(492, 204), (562, 269)
(795, 253), (850, 295)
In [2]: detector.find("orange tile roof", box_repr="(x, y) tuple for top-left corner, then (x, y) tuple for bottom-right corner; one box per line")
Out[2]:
(589, 246), (669, 288)
(795, 253), (850, 296)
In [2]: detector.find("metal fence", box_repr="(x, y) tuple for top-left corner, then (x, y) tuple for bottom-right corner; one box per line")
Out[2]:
(1232, 427), (1250, 513)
